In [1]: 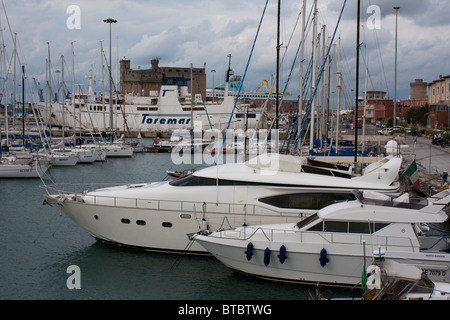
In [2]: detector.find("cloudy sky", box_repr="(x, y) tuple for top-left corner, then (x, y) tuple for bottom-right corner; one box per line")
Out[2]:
(1, 0), (449, 109)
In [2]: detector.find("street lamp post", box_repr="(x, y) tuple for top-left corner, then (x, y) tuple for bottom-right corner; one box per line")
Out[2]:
(104, 18), (117, 140)
(211, 70), (216, 103)
(393, 7), (400, 128)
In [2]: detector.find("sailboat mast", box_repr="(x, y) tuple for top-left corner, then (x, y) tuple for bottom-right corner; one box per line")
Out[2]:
(61, 55), (65, 140)
(47, 42), (52, 139)
(275, 0), (280, 131)
(100, 41), (106, 131)
(309, 0), (317, 151)
(13, 33), (16, 130)
(297, 0), (306, 144)
(336, 36), (341, 154)
(363, 67), (368, 154)
(354, 0), (361, 163)
(22, 65), (24, 147)
(71, 41), (76, 147)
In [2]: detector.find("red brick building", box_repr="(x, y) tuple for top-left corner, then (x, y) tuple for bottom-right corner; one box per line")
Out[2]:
(357, 91), (393, 122)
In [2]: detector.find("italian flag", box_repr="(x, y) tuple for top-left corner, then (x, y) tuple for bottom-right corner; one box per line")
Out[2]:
(406, 160), (420, 190)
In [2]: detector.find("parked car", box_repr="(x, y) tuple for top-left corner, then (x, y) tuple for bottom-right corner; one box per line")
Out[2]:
(377, 128), (393, 135)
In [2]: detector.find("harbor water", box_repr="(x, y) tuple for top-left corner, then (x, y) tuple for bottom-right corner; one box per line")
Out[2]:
(1, 142), (317, 301)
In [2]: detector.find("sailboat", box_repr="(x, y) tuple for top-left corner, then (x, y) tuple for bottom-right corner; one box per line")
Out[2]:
(0, 57), (50, 177)
(0, 141), (50, 178)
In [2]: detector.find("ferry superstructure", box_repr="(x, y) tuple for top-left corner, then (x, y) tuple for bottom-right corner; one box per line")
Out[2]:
(37, 81), (262, 135)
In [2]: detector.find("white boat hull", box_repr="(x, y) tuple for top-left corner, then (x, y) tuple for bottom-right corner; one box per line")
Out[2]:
(49, 154), (79, 166)
(195, 233), (450, 286)
(105, 145), (134, 158)
(44, 196), (302, 254)
(0, 162), (50, 178)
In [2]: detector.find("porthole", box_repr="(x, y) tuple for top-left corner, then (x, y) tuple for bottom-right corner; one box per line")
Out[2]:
(121, 218), (131, 224)
(162, 222), (172, 228)
(180, 214), (191, 219)
(94, 215), (99, 220)
(136, 220), (146, 226)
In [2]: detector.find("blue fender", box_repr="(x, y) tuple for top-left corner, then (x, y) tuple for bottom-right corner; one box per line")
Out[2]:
(264, 248), (271, 267)
(320, 248), (329, 267)
(278, 245), (287, 264)
(245, 243), (254, 261)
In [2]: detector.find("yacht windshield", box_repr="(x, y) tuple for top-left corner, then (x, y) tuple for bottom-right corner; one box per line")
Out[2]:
(296, 214), (320, 229)
(169, 175), (217, 186)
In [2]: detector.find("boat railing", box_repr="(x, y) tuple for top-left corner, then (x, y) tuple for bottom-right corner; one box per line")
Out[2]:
(45, 183), (310, 219)
(215, 227), (418, 252)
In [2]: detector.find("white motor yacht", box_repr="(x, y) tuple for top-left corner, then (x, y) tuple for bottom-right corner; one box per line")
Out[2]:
(43, 153), (402, 254)
(194, 190), (450, 286)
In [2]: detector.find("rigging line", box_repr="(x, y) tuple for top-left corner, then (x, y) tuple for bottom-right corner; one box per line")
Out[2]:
(264, 5), (315, 150)
(280, 5), (314, 106)
(279, 4), (303, 67)
(279, 3), (314, 105)
(293, 0), (347, 152)
(281, 58), (313, 150)
(194, 73), (213, 130)
(216, 0), (269, 163)
(361, 52), (376, 94)
(367, 0), (390, 95)
(102, 49), (132, 135)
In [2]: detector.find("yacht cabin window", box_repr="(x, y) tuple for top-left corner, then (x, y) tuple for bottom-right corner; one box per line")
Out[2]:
(259, 193), (356, 210)
(170, 175), (251, 187)
(304, 220), (390, 234)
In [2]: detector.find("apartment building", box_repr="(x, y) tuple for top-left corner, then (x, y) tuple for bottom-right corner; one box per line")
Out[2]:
(427, 75), (450, 128)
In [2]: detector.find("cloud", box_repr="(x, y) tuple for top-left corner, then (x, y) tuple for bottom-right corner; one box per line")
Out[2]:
(0, 0), (448, 105)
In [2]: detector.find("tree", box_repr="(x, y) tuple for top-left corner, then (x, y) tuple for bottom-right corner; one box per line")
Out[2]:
(405, 104), (429, 127)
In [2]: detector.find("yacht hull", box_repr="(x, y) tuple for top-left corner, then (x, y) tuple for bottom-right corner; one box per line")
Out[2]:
(45, 197), (302, 254)
(195, 235), (450, 286)
(0, 163), (49, 178)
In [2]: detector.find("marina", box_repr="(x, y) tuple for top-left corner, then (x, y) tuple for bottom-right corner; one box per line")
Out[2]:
(1, 135), (450, 302)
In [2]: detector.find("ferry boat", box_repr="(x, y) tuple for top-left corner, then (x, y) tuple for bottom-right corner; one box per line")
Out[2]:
(37, 79), (262, 135)
(43, 153), (402, 254)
